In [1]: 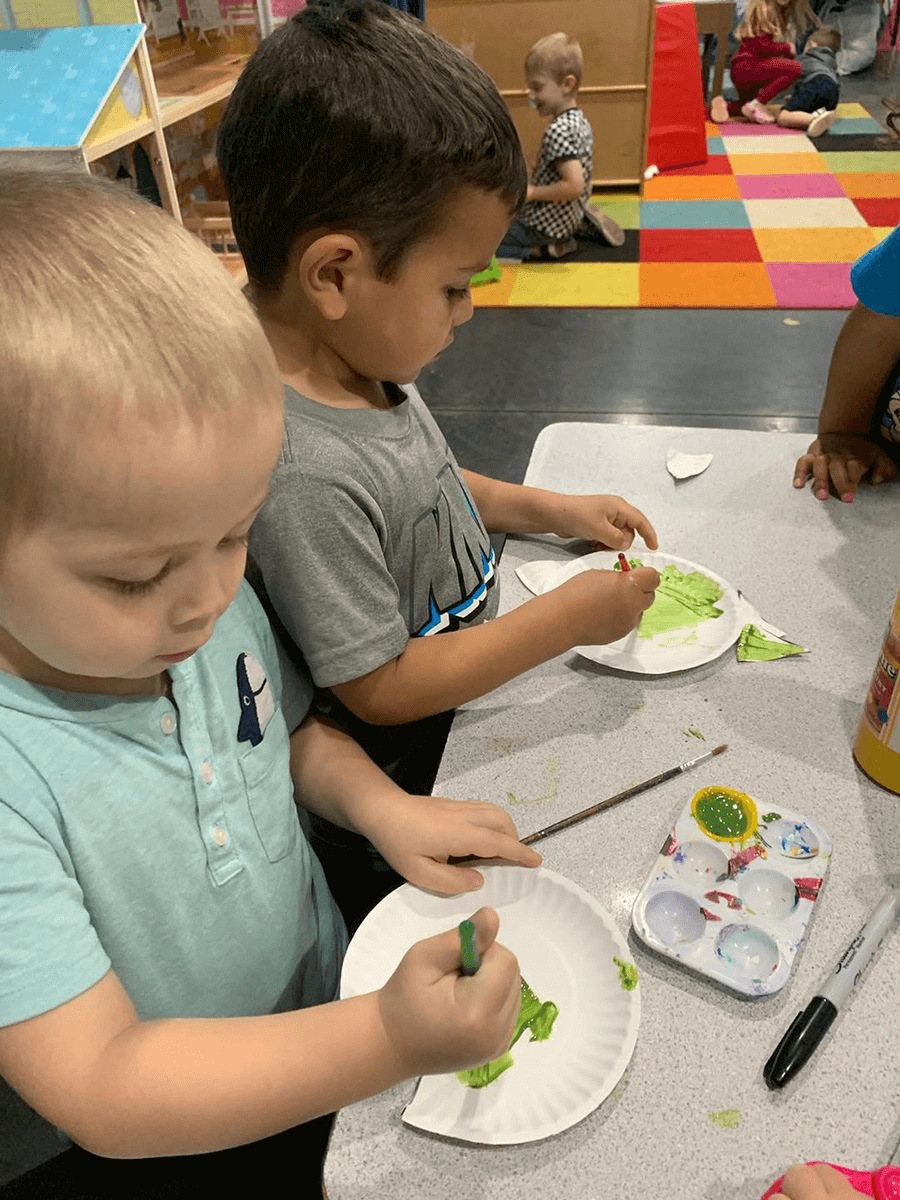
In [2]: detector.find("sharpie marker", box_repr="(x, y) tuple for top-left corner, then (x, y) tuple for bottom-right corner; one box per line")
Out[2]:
(764, 888), (900, 1089)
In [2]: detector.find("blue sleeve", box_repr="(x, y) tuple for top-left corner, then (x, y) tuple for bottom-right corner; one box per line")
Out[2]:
(851, 226), (900, 318)
(0, 786), (110, 1027)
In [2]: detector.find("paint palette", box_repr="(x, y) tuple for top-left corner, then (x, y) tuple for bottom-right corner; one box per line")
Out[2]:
(631, 787), (831, 996)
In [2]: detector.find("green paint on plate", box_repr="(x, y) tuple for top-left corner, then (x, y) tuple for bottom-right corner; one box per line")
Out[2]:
(615, 558), (724, 640)
(457, 978), (559, 1089)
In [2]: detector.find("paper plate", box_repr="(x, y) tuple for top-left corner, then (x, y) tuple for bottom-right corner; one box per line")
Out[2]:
(516, 550), (744, 675)
(340, 866), (640, 1145)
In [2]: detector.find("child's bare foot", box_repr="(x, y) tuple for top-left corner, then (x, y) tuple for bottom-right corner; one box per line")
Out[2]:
(710, 95), (729, 123)
(742, 98), (775, 124)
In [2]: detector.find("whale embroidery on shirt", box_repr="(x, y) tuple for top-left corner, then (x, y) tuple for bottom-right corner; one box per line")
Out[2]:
(236, 652), (275, 746)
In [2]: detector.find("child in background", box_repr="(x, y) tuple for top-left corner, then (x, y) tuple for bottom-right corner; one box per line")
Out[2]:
(775, 25), (841, 137)
(216, 0), (659, 931)
(0, 170), (537, 1198)
(496, 32), (625, 260)
(711, 0), (819, 126)
(793, 222), (900, 502)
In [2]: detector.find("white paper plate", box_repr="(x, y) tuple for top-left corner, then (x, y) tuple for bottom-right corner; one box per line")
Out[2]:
(516, 550), (744, 675)
(340, 866), (640, 1145)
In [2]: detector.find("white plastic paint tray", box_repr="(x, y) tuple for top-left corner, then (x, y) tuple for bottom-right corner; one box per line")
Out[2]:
(632, 788), (831, 996)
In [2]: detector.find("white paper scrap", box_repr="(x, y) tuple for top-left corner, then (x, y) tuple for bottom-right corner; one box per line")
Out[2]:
(666, 449), (713, 480)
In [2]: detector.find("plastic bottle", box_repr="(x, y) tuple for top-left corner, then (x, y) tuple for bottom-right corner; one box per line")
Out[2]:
(854, 587), (900, 794)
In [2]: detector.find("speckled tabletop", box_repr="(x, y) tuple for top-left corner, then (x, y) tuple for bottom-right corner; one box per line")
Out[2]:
(324, 425), (900, 1199)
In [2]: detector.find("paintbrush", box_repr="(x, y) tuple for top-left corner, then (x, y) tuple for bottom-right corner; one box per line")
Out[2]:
(520, 743), (728, 846)
(616, 552), (643, 653)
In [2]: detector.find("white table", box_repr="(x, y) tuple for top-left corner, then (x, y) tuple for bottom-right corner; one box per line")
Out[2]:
(324, 424), (900, 1200)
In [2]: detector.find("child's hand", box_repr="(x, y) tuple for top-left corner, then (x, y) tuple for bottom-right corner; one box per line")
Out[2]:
(793, 433), (897, 501)
(544, 493), (658, 552)
(771, 1163), (869, 1200)
(557, 564), (660, 646)
(378, 906), (521, 1077)
(363, 794), (542, 894)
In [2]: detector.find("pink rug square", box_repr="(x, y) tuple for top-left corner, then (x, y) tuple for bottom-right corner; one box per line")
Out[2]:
(737, 173), (846, 199)
(766, 261), (856, 307)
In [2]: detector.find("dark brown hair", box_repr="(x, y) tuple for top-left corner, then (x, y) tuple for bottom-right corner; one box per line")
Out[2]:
(217, 0), (527, 296)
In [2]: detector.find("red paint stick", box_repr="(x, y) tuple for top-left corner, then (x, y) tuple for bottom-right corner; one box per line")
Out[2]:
(617, 553), (630, 572)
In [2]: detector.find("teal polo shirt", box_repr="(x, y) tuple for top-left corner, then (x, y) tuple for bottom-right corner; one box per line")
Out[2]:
(0, 579), (346, 1043)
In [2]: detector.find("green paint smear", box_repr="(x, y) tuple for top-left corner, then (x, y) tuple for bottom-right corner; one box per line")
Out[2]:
(762, 811), (782, 823)
(709, 1109), (741, 1130)
(613, 956), (639, 990)
(457, 978), (559, 1089)
(737, 623), (806, 662)
(615, 558), (723, 640)
(684, 728), (705, 741)
(694, 789), (753, 840)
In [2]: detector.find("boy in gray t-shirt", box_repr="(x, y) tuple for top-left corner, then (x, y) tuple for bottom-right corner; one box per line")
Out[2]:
(218, 1), (660, 928)
(775, 25), (842, 137)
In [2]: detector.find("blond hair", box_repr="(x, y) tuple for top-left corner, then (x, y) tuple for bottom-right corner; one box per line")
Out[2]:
(737, 0), (819, 42)
(0, 170), (279, 538)
(525, 32), (583, 88)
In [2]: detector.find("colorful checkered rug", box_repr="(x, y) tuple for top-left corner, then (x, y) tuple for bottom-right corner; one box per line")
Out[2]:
(474, 103), (900, 310)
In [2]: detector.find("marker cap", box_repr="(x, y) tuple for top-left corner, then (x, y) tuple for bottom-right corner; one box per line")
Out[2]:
(763, 996), (838, 1090)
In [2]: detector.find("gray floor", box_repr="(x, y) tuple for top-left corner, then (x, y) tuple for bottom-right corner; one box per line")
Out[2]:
(2, 65), (899, 1193)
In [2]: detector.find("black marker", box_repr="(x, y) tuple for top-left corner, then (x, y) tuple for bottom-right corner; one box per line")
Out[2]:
(764, 889), (900, 1089)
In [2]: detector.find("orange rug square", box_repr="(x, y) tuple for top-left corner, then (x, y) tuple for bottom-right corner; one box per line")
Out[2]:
(640, 261), (776, 307)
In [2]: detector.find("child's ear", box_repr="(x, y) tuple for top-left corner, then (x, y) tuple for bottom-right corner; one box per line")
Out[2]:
(562, 73), (578, 96)
(297, 233), (367, 321)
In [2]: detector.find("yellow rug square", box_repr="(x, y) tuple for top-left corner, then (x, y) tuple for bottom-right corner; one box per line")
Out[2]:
(507, 262), (639, 307)
(728, 152), (828, 175)
(835, 102), (873, 119)
(871, 226), (896, 244)
(642, 174), (741, 201)
(753, 227), (879, 262)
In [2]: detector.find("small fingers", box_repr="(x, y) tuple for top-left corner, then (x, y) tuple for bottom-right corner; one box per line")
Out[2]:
(871, 448), (899, 486)
(828, 456), (863, 503)
(811, 453), (832, 500)
(630, 508), (659, 551)
(793, 453), (815, 489)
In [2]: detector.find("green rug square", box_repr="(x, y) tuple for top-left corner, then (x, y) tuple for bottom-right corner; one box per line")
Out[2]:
(819, 150), (900, 174)
(589, 194), (640, 229)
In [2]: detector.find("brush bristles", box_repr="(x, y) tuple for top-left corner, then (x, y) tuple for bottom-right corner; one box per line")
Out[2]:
(711, 743), (728, 755)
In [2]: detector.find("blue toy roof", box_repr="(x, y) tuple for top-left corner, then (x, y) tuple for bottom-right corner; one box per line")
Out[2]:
(0, 24), (144, 149)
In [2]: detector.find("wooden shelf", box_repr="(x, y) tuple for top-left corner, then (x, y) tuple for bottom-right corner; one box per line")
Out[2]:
(154, 53), (249, 126)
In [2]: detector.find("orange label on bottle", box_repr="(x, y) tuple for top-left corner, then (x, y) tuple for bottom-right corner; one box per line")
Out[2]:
(862, 622), (900, 750)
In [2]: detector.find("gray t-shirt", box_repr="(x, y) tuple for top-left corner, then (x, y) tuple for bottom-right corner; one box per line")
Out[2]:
(799, 45), (839, 85)
(249, 383), (499, 690)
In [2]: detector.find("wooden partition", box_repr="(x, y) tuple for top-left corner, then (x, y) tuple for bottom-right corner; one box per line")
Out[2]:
(427, 0), (656, 191)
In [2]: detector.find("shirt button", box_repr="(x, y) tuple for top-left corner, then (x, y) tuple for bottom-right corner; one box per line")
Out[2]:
(161, 713), (176, 735)
(200, 762), (214, 785)
(212, 826), (228, 846)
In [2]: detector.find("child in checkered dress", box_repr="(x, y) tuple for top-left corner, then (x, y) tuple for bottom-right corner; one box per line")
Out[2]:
(496, 32), (624, 262)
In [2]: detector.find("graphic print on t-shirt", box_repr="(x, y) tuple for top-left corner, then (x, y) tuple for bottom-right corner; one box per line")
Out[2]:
(236, 651), (275, 746)
(408, 462), (496, 637)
